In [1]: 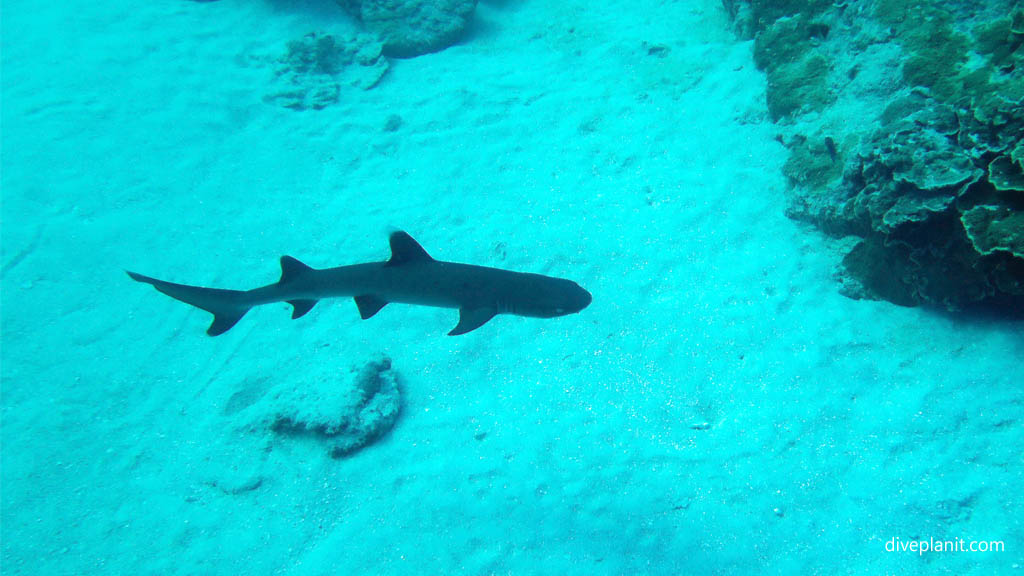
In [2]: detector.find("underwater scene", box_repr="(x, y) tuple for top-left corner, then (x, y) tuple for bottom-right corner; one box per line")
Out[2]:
(1, 0), (1022, 573)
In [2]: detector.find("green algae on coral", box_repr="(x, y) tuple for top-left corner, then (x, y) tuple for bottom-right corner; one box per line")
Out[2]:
(874, 1), (971, 100)
(973, 14), (1024, 68)
(988, 156), (1024, 193)
(1012, 9), (1024, 34)
(751, 12), (835, 120)
(961, 204), (1024, 258)
(765, 54), (832, 120)
(753, 16), (829, 71)
(1011, 142), (1024, 168)
(782, 135), (843, 190)
(871, 120), (983, 193)
(880, 191), (959, 232)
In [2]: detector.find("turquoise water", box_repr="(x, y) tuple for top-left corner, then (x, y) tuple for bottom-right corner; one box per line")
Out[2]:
(1, 1), (1021, 574)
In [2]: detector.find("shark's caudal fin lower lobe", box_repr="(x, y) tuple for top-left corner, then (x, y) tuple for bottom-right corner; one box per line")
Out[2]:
(126, 271), (251, 336)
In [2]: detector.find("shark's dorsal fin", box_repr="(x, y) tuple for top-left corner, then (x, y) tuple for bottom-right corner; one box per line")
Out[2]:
(354, 294), (389, 319)
(449, 307), (497, 336)
(387, 232), (432, 266)
(280, 256), (314, 284)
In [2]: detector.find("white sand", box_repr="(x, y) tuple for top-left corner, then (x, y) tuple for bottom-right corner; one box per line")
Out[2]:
(2, 0), (1021, 573)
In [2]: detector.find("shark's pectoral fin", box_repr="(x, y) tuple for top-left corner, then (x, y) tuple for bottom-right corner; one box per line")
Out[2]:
(288, 299), (318, 319)
(449, 308), (497, 336)
(354, 295), (389, 319)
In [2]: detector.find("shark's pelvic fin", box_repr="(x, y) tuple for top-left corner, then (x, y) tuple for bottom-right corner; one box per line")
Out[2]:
(288, 299), (318, 319)
(387, 232), (433, 266)
(449, 307), (497, 336)
(126, 271), (250, 336)
(354, 294), (389, 319)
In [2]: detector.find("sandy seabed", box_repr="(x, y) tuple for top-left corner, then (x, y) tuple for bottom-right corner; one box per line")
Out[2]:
(1, 0), (1021, 573)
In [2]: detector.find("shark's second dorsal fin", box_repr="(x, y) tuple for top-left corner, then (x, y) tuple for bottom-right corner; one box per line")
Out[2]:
(280, 256), (313, 284)
(387, 232), (433, 266)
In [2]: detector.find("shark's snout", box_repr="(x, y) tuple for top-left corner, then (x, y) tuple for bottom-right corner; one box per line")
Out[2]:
(566, 283), (592, 314)
(579, 286), (593, 310)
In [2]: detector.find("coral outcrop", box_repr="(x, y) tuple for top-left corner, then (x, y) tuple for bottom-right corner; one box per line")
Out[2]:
(252, 355), (402, 458)
(336, 0), (477, 58)
(187, 0), (476, 58)
(725, 0), (1024, 310)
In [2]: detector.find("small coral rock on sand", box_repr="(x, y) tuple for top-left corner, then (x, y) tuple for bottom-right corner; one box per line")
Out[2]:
(336, 0), (477, 58)
(259, 355), (402, 458)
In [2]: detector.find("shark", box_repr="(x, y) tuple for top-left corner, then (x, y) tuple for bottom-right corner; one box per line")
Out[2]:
(128, 231), (592, 336)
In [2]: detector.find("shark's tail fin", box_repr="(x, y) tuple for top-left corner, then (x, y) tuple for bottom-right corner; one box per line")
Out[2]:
(127, 271), (251, 336)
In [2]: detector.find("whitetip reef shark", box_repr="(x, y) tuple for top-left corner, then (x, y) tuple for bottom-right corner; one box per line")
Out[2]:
(128, 231), (592, 336)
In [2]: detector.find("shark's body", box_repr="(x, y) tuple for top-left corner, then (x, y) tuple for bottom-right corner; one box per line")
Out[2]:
(128, 231), (591, 336)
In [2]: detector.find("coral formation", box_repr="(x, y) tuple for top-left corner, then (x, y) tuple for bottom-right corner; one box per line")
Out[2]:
(988, 156), (1024, 193)
(188, 0), (476, 58)
(961, 206), (1024, 259)
(336, 0), (477, 58)
(726, 0), (1024, 310)
(782, 133), (843, 191)
(258, 355), (401, 458)
(751, 13), (834, 120)
(264, 33), (389, 110)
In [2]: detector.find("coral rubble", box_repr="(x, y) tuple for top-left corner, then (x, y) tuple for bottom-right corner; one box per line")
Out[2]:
(264, 33), (389, 110)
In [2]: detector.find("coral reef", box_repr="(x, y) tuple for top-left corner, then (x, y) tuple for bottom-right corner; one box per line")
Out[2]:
(255, 355), (402, 458)
(725, 0), (1024, 310)
(336, 0), (477, 58)
(264, 32), (389, 110)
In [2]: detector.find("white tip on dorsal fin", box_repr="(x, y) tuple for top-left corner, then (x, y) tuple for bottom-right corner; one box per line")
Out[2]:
(387, 231), (433, 266)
